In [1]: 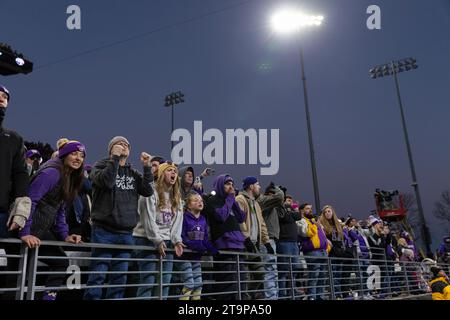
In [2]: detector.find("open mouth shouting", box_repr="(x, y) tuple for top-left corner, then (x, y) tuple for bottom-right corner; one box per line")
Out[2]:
(169, 173), (177, 184)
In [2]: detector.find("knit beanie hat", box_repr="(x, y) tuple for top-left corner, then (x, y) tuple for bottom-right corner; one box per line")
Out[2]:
(150, 155), (165, 164)
(56, 138), (69, 150)
(0, 85), (10, 101)
(157, 162), (178, 181)
(58, 140), (86, 159)
(26, 149), (41, 159)
(242, 176), (258, 190)
(108, 136), (130, 155)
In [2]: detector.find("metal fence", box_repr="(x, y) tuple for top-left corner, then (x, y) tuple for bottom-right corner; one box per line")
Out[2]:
(0, 238), (446, 300)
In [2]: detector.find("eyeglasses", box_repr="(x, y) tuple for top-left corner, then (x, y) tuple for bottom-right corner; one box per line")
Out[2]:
(116, 141), (129, 148)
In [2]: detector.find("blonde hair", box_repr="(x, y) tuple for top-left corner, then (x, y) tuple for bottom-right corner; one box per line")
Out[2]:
(318, 205), (343, 238)
(397, 238), (407, 247)
(156, 166), (181, 213)
(185, 191), (201, 211)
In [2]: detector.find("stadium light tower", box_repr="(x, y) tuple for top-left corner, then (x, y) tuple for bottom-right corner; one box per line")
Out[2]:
(164, 91), (185, 151)
(369, 58), (432, 257)
(271, 8), (324, 214)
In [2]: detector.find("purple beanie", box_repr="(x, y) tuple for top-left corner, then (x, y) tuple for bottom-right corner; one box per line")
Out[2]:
(26, 149), (41, 159)
(58, 141), (86, 159)
(0, 85), (10, 101)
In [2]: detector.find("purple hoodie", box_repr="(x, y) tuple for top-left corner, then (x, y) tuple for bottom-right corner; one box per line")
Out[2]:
(205, 174), (246, 250)
(182, 211), (218, 259)
(19, 159), (69, 240)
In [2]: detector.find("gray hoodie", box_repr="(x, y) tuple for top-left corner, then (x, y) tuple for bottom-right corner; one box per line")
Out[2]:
(179, 166), (195, 201)
(256, 186), (284, 240)
(133, 187), (183, 247)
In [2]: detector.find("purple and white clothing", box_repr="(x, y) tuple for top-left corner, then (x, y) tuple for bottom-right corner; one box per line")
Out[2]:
(133, 189), (183, 247)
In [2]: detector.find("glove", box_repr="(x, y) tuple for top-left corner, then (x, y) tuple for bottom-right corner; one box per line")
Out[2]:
(244, 238), (257, 254)
(264, 243), (275, 255)
(205, 242), (219, 256)
(208, 247), (219, 256)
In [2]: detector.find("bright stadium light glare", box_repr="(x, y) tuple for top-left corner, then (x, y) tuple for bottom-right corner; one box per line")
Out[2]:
(271, 9), (324, 33)
(15, 57), (25, 66)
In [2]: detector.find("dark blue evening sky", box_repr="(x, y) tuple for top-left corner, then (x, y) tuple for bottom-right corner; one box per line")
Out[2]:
(1, 0), (450, 248)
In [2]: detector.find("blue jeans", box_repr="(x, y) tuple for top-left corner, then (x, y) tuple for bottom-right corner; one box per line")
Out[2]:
(133, 237), (174, 299)
(263, 239), (278, 300)
(357, 258), (371, 295)
(305, 249), (327, 300)
(179, 260), (202, 292)
(330, 256), (343, 297)
(84, 225), (133, 300)
(277, 241), (300, 298)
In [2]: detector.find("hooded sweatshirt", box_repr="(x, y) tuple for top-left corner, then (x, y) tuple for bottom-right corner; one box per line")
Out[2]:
(179, 166), (203, 202)
(90, 156), (153, 233)
(256, 186), (284, 240)
(179, 166), (194, 201)
(133, 188), (183, 247)
(204, 174), (246, 250)
(181, 210), (217, 259)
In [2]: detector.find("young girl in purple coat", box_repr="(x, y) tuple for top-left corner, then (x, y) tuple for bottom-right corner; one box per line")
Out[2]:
(179, 192), (217, 300)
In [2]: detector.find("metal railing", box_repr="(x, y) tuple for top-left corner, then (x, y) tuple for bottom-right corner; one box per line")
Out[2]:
(0, 238), (446, 300)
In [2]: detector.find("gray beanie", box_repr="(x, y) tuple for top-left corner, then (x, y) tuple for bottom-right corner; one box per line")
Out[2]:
(108, 136), (130, 155)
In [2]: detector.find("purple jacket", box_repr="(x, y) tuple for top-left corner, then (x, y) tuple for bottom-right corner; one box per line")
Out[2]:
(300, 218), (329, 253)
(407, 239), (418, 260)
(19, 159), (69, 240)
(205, 174), (246, 250)
(181, 211), (218, 259)
(348, 228), (370, 259)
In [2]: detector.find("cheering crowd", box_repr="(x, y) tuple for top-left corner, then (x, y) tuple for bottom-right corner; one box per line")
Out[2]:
(1, 84), (449, 300)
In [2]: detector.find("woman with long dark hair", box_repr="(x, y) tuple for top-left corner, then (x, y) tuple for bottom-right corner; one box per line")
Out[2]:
(19, 140), (86, 300)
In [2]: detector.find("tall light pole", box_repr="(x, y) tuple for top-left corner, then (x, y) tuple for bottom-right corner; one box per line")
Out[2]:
(271, 9), (324, 213)
(164, 91), (185, 151)
(370, 58), (432, 257)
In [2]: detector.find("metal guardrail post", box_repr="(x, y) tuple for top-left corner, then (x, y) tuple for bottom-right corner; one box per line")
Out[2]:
(25, 247), (39, 300)
(15, 244), (28, 300)
(356, 256), (364, 298)
(327, 256), (335, 300)
(382, 253), (392, 296)
(402, 261), (410, 295)
(158, 253), (163, 300)
(236, 253), (242, 300)
(288, 255), (295, 300)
